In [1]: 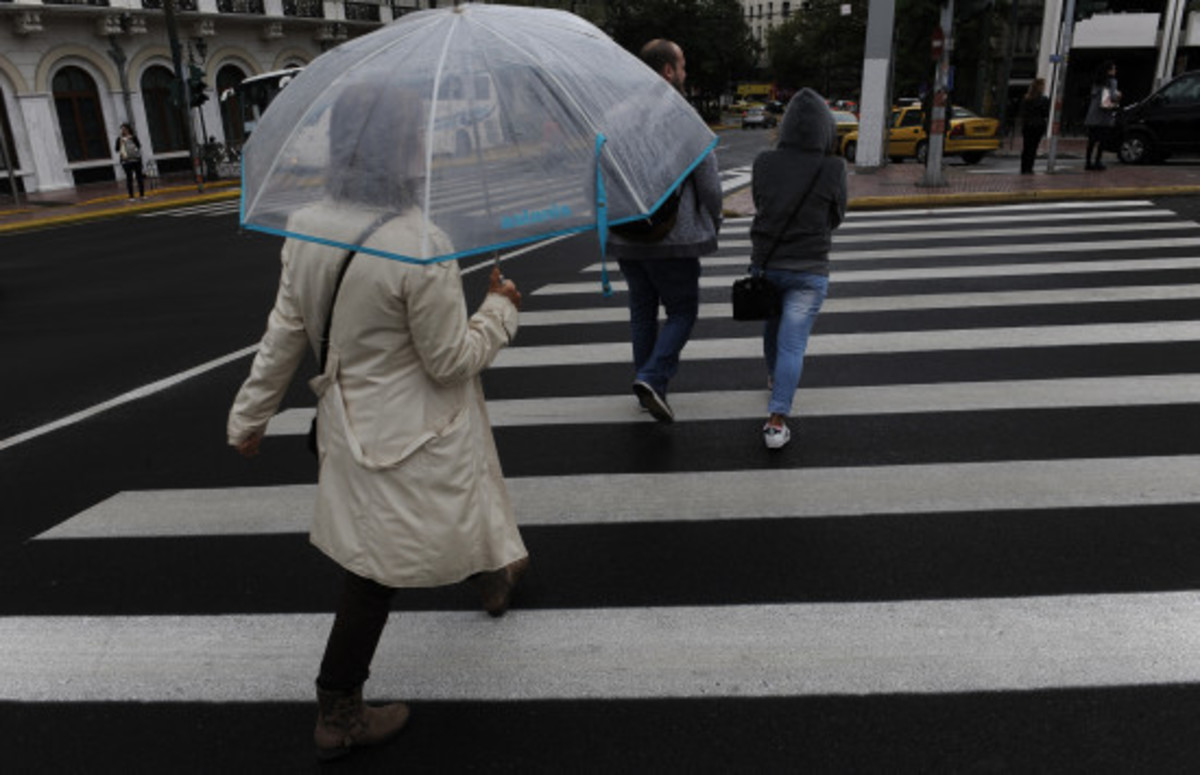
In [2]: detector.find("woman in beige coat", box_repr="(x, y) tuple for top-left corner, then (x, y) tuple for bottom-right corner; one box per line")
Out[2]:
(227, 85), (528, 761)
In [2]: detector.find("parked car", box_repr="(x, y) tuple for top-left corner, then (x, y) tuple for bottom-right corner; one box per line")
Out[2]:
(742, 106), (778, 130)
(1118, 70), (1200, 164)
(839, 105), (999, 164)
(831, 109), (858, 149)
(729, 100), (757, 116)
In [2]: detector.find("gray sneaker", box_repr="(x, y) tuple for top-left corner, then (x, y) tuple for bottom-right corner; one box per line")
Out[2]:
(632, 380), (674, 423)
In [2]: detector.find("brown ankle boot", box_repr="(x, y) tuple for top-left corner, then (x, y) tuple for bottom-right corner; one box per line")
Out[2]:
(314, 685), (409, 761)
(473, 556), (530, 617)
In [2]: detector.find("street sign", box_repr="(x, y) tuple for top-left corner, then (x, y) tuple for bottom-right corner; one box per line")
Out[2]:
(931, 25), (945, 60)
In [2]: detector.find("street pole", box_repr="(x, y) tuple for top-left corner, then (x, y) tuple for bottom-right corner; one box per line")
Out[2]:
(1045, 0), (1077, 173)
(920, 0), (954, 187)
(855, 0), (896, 170)
(106, 14), (136, 129)
(163, 0), (203, 193)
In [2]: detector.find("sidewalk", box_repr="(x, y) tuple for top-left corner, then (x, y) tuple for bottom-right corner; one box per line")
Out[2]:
(725, 137), (1200, 216)
(3, 141), (1199, 234)
(0, 175), (240, 235)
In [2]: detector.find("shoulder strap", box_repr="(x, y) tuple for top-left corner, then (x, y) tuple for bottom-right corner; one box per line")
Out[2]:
(762, 162), (825, 269)
(317, 213), (391, 372)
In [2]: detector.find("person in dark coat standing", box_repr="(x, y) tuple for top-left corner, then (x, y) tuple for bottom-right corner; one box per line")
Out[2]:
(1020, 78), (1050, 174)
(114, 123), (145, 200)
(1084, 60), (1121, 170)
(749, 88), (848, 450)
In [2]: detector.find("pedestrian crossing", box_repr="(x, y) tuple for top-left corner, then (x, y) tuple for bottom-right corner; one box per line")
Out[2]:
(9, 197), (1200, 765)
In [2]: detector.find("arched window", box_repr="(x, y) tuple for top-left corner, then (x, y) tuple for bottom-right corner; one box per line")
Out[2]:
(217, 65), (247, 148)
(142, 65), (189, 152)
(52, 66), (107, 161)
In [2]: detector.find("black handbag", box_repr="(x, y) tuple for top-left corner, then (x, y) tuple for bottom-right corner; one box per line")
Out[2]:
(732, 164), (825, 321)
(731, 274), (781, 321)
(307, 215), (390, 456)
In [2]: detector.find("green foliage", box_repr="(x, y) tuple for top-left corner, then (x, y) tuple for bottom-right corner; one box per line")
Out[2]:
(891, 0), (943, 100)
(766, 0), (867, 99)
(603, 0), (759, 98)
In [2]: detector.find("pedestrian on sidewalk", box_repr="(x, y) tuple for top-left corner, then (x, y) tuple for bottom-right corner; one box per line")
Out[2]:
(608, 38), (722, 423)
(227, 84), (529, 762)
(749, 88), (847, 450)
(114, 123), (145, 200)
(1085, 60), (1121, 171)
(1020, 78), (1050, 174)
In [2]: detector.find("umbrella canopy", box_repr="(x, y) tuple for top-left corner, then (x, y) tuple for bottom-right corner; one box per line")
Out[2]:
(240, 2), (716, 265)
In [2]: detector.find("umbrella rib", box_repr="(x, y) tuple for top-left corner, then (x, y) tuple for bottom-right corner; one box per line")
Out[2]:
(469, 13), (650, 215)
(421, 12), (462, 261)
(243, 19), (442, 223)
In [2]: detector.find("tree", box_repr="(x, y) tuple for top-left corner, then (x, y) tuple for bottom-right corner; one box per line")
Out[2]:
(766, 0), (866, 99)
(604, 0), (759, 106)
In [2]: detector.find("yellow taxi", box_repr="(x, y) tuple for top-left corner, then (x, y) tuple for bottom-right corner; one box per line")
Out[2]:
(839, 105), (999, 164)
(831, 109), (858, 150)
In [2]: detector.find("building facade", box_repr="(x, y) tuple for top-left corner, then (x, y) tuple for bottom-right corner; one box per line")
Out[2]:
(0, 0), (452, 194)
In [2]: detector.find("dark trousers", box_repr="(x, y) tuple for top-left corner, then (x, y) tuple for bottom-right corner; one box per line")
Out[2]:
(617, 257), (701, 396)
(122, 161), (145, 198)
(1086, 126), (1110, 166)
(1020, 124), (1045, 173)
(317, 570), (397, 692)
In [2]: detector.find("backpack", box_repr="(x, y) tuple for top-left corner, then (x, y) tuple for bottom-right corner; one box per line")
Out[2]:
(611, 179), (686, 243)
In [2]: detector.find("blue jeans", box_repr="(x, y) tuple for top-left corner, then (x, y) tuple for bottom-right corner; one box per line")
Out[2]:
(618, 257), (701, 395)
(761, 269), (829, 416)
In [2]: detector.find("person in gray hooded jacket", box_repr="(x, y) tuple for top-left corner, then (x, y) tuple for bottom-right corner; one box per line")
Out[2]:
(749, 88), (848, 449)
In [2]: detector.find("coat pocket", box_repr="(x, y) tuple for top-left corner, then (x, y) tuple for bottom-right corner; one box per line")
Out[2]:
(310, 359), (467, 471)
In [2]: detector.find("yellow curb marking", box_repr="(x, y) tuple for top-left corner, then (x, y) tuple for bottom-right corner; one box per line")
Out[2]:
(0, 189), (241, 234)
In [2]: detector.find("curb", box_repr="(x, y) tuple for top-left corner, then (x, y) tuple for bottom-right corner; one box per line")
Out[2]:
(721, 184), (1200, 217)
(847, 184), (1200, 211)
(0, 187), (241, 235)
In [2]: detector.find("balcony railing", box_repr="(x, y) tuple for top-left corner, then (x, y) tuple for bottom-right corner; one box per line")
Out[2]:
(218, 0), (265, 13)
(141, 0), (200, 10)
(283, 0), (324, 18)
(345, 2), (380, 22)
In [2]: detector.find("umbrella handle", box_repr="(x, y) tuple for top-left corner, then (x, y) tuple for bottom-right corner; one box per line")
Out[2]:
(594, 133), (612, 297)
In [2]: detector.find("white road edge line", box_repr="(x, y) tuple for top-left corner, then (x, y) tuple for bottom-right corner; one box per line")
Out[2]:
(0, 234), (574, 453)
(0, 345), (258, 453)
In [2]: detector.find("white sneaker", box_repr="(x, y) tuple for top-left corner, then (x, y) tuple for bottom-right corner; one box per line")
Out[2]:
(763, 421), (790, 450)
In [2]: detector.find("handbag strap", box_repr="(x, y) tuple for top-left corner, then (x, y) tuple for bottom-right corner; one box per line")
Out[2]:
(318, 213), (391, 372)
(761, 161), (825, 270)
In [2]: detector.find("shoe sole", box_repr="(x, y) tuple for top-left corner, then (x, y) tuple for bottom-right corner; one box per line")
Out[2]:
(632, 381), (674, 423)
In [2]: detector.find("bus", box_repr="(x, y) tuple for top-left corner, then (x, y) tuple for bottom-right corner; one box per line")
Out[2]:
(222, 67), (304, 140)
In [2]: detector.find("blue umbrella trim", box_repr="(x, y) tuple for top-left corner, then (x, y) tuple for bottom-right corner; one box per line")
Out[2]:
(238, 135), (719, 278)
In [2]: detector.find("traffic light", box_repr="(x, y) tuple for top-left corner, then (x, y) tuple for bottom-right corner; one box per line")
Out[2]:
(188, 65), (209, 108)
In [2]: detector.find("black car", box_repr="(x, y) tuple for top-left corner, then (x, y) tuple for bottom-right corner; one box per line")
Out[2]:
(1118, 70), (1200, 164)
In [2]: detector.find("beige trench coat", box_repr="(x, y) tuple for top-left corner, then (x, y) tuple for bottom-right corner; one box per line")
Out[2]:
(228, 203), (526, 587)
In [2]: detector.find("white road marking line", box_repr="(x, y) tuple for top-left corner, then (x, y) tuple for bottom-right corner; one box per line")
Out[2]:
(519, 284), (1200, 325)
(493, 321), (1200, 368)
(6, 592), (1200, 701)
(261, 375), (1200, 435)
(35, 455), (1200, 539)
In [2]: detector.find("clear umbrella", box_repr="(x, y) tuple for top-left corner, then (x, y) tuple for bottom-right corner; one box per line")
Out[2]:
(239, 3), (716, 279)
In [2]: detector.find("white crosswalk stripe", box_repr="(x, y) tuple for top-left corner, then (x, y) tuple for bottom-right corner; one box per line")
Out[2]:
(12, 197), (1200, 720)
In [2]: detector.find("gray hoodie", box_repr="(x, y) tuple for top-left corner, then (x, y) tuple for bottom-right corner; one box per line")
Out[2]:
(749, 88), (848, 275)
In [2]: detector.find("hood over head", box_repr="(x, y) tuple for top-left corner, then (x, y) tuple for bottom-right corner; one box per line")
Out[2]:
(777, 87), (836, 154)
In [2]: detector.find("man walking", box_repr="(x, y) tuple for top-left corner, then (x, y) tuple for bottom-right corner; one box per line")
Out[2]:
(609, 38), (722, 423)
